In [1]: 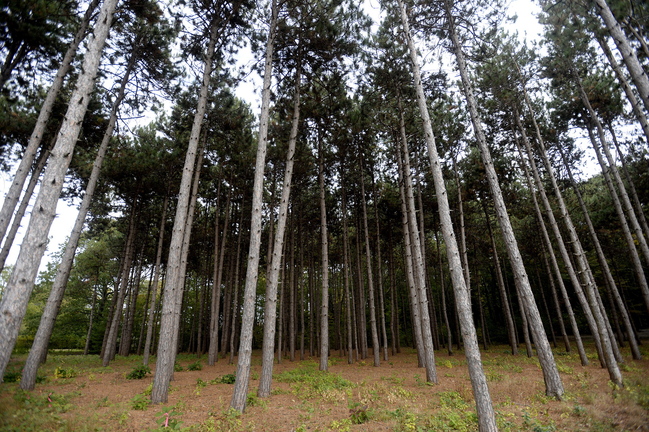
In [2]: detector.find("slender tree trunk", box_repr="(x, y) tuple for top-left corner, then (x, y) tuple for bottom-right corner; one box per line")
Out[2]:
(372, 175), (389, 361)
(593, 0), (649, 113)
(341, 182), (354, 364)
(398, 102), (437, 382)
(359, 156), (380, 367)
(83, 282), (99, 355)
(103, 204), (138, 366)
(318, 128), (330, 372)
(558, 146), (642, 360)
(0, 0), (100, 247)
(151, 16), (219, 404)
(0, 0), (118, 380)
(444, 0), (563, 399)
(396, 1), (498, 427)
(396, 139), (425, 369)
(482, 202), (517, 355)
(596, 34), (649, 145)
(541, 243), (571, 353)
(0, 142), (51, 273)
(435, 233), (453, 356)
(230, 0), (278, 411)
(258, 56), (301, 396)
(143, 195), (169, 365)
(609, 127), (649, 242)
(209, 189), (231, 364)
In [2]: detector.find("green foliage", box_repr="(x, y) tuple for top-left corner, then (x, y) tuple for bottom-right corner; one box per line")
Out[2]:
(3, 370), (21, 382)
(155, 405), (184, 430)
(125, 364), (151, 380)
(275, 361), (353, 399)
(130, 393), (149, 411)
(245, 392), (266, 408)
(187, 361), (203, 371)
(348, 402), (370, 424)
(174, 362), (184, 372)
(54, 366), (77, 379)
(215, 373), (236, 384)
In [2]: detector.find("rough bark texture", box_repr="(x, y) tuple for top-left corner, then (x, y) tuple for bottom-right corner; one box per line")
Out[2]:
(0, 0), (118, 380)
(0, 0), (100, 247)
(151, 18), (219, 404)
(593, 0), (649, 113)
(258, 60), (301, 397)
(396, 1), (497, 428)
(443, 0), (563, 399)
(230, 0), (278, 411)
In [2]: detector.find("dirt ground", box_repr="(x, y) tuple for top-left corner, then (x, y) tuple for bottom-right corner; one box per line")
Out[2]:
(1, 345), (648, 431)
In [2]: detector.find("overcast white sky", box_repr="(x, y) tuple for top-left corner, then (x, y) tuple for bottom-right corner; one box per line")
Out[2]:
(2, 0), (546, 276)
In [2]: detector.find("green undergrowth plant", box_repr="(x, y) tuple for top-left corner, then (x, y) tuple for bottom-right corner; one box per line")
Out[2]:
(126, 364), (151, 380)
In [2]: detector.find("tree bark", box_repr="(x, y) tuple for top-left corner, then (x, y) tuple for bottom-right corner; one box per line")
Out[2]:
(318, 128), (330, 372)
(0, 0), (118, 380)
(359, 156), (381, 367)
(0, 0), (100, 247)
(230, 0), (278, 411)
(258, 56), (301, 397)
(396, 1), (498, 427)
(593, 0), (649, 113)
(151, 15), (219, 403)
(444, 0), (563, 399)
(143, 195), (169, 365)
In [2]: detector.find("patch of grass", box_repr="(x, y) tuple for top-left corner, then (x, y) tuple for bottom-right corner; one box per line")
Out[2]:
(125, 364), (151, 380)
(349, 402), (371, 424)
(246, 392), (267, 408)
(275, 361), (353, 400)
(3, 370), (21, 382)
(381, 373), (405, 385)
(174, 362), (184, 372)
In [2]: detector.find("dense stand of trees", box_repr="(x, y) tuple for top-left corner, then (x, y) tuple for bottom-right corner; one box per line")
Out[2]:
(1, 0), (648, 428)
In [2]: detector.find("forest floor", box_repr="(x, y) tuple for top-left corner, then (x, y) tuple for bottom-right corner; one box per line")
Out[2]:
(1, 343), (648, 431)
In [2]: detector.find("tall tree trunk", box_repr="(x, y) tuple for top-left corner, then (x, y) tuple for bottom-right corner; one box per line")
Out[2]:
(359, 156), (381, 367)
(513, 117), (591, 366)
(372, 174), (389, 361)
(318, 128), (330, 372)
(0, 0), (100, 247)
(83, 281), (99, 355)
(341, 182), (354, 364)
(541, 243), (571, 353)
(444, 0), (563, 399)
(435, 233), (453, 356)
(482, 202), (517, 355)
(0, 0), (119, 380)
(593, 0), (649, 113)
(208, 186), (231, 365)
(395, 140), (425, 369)
(0, 141), (51, 272)
(230, 0), (278, 411)
(398, 101), (437, 383)
(103, 204), (138, 366)
(151, 15), (220, 404)
(559, 147), (642, 360)
(596, 34), (649, 145)
(258, 57), (301, 397)
(143, 195), (169, 366)
(396, 1), (498, 427)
